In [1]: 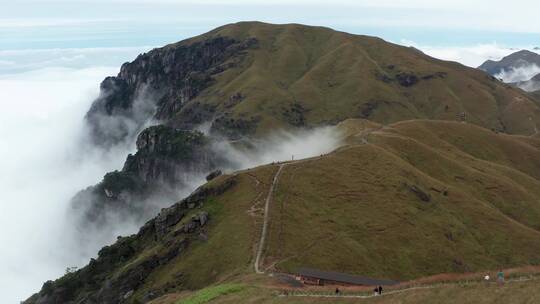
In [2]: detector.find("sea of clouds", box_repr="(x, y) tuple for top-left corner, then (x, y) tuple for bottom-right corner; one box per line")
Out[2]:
(402, 40), (540, 87)
(401, 40), (527, 68)
(0, 47), (149, 303)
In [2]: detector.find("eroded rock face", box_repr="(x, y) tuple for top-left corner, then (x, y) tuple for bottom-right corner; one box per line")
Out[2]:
(375, 69), (422, 88)
(405, 184), (431, 202)
(25, 176), (237, 304)
(395, 73), (419, 87)
(86, 37), (259, 147)
(123, 125), (216, 184)
(154, 204), (186, 237)
(72, 125), (226, 226)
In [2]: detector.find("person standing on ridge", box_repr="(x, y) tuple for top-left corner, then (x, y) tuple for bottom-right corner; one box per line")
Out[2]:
(497, 270), (505, 286)
(378, 285), (383, 295)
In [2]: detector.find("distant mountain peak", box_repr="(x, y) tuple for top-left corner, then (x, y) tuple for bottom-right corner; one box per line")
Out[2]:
(478, 49), (540, 75)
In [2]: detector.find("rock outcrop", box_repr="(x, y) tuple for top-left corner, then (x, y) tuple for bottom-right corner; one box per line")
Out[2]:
(86, 36), (258, 147)
(72, 125), (225, 225)
(25, 177), (236, 304)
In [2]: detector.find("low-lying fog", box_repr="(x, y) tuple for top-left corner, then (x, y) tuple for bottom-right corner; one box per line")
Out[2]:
(495, 64), (540, 84)
(0, 66), (136, 303)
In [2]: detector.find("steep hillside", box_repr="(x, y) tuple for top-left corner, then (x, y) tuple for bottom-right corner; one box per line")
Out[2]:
(26, 120), (540, 303)
(264, 120), (540, 279)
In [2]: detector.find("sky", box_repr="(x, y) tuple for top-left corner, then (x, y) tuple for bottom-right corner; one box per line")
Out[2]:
(2, 1), (540, 303)
(2, 0), (540, 53)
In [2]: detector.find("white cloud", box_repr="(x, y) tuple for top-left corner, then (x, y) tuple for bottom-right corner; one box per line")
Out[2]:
(215, 127), (343, 171)
(0, 47), (152, 74)
(399, 40), (533, 68)
(496, 65), (540, 83)
(0, 66), (137, 303)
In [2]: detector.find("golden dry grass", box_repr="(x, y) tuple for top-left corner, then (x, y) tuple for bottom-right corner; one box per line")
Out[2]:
(261, 120), (540, 280)
(169, 22), (540, 137)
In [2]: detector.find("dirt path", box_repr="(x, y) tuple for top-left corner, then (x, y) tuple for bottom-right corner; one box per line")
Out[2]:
(282, 276), (538, 299)
(254, 164), (285, 274)
(253, 124), (385, 274)
(283, 285), (437, 299)
(254, 154), (327, 274)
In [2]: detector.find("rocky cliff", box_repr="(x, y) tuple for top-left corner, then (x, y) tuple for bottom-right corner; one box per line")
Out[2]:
(72, 125), (224, 225)
(86, 35), (258, 147)
(26, 176), (236, 304)
(88, 23), (540, 149)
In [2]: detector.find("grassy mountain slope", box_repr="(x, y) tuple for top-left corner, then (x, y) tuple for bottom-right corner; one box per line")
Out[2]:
(26, 120), (540, 303)
(89, 22), (540, 143)
(263, 120), (540, 280)
(77, 21), (540, 244)
(170, 22), (540, 137)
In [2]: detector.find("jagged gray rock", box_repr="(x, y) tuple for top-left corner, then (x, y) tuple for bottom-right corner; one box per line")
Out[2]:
(86, 36), (258, 147)
(23, 176), (237, 304)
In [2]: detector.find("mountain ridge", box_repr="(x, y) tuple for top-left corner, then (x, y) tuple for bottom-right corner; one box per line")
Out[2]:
(89, 21), (540, 142)
(77, 22), (540, 228)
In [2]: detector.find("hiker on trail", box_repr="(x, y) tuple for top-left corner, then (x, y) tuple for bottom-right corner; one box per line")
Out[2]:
(497, 270), (505, 286)
(378, 285), (383, 295)
(373, 287), (379, 296)
(335, 287), (340, 295)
